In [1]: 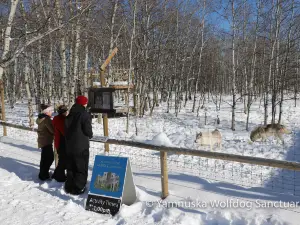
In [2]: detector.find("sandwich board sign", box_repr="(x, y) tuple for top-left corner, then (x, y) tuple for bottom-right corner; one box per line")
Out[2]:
(85, 155), (136, 216)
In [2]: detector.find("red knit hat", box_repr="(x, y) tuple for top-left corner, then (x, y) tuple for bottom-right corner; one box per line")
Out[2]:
(76, 96), (88, 105)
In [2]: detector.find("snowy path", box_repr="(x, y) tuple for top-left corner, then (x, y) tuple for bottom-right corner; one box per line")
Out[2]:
(1, 137), (300, 224)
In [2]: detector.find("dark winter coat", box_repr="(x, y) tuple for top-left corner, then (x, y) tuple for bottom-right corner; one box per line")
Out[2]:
(64, 104), (93, 155)
(36, 114), (54, 148)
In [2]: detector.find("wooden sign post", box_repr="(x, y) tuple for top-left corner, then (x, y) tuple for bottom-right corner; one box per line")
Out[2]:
(99, 47), (118, 153)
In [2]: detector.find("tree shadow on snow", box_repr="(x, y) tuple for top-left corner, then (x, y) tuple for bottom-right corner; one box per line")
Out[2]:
(0, 155), (86, 206)
(264, 129), (300, 196)
(0, 136), (40, 153)
(0, 156), (40, 181)
(136, 184), (162, 198)
(36, 184), (87, 206)
(133, 170), (300, 203)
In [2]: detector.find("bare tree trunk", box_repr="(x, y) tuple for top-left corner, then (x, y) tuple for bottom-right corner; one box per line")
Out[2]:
(192, 6), (205, 112)
(70, 20), (81, 105)
(173, 6), (180, 117)
(272, 0), (282, 124)
(30, 52), (37, 110)
(45, 0), (53, 105)
(0, 0), (19, 80)
(139, 78), (146, 116)
(265, 0), (280, 125)
(38, 40), (44, 106)
(278, 0), (294, 124)
(126, 0), (137, 133)
(246, 0), (261, 131)
(184, 22), (201, 108)
(25, 55), (34, 127)
(56, 0), (68, 105)
(231, 0), (237, 131)
(83, 42), (89, 97)
(167, 78), (174, 113)
(196, 92), (205, 117)
(175, 81), (182, 117)
(68, 0), (74, 97)
(295, 56), (299, 107)
(47, 43), (53, 105)
(9, 58), (17, 108)
(242, 0), (248, 115)
(0, 0), (19, 125)
(108, 0), (119, 84)
(192, 79), (198, 113)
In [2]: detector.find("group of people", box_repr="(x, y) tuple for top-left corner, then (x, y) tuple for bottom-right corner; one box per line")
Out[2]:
(36, 95), (93, 195)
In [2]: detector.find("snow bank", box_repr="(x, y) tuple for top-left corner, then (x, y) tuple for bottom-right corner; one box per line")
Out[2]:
(147, 132), (174, 147)
(93, 82), (101, 86)
(109, 81), (132, 86)
(131, 132), (174, 147)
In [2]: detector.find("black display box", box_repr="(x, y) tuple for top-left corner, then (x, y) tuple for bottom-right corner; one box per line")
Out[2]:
(88, 88), (116, 113)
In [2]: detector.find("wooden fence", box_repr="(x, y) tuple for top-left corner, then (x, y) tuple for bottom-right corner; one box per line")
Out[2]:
(1, 121), (300, 199)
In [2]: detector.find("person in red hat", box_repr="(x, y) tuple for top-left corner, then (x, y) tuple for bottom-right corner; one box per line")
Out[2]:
(64, 96), (93, 195)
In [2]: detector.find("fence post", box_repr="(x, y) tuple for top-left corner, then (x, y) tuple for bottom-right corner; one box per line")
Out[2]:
(0, 80), (7, 136)
(99, 69), (110, 153)
(160, 151), (169, 199)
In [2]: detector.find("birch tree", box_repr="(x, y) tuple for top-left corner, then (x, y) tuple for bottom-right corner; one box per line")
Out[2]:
(0, 0), (19, 80)
(69, 0), (82, 105)
(126, 0), (137, 133)
(0, 0), (19, 122)
(278, 0), (294, 124)
(245, 0), (262, 131)
(264, 0), (280, 125)
(192, 0), (206, 113)
(56, 0), (68, 105)
(108, 0), (119, 84)
(230, 0), (238, 131)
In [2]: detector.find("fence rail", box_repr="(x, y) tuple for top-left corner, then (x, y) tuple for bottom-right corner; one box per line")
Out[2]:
(1, 121), (300, 198)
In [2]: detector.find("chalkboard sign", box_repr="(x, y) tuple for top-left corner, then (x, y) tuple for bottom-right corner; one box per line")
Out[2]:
(85, 155), (137, 216)
(88, 88), (115, 113)
(85, 194), (121, 216)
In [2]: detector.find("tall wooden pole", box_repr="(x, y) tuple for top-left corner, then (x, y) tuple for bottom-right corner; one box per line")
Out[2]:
(0, 80), (7, 136)
(99, 47), (118, 153)
(100, 69), (109, 153)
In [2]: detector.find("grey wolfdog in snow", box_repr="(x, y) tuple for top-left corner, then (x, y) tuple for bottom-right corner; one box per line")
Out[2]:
(250, 124), (292, 144)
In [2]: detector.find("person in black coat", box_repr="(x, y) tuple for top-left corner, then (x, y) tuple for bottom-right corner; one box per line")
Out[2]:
(64, 96), (93, 195)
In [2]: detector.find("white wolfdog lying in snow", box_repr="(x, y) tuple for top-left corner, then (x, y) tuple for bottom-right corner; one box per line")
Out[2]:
(195, 129), (222, 151)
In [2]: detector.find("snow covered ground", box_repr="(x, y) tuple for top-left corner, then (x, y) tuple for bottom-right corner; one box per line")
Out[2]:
(1, 96), (300, 224)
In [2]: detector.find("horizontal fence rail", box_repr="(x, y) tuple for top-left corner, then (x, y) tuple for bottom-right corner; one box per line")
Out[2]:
(1, 121), (300, 171)
(92, 138), (300, 171)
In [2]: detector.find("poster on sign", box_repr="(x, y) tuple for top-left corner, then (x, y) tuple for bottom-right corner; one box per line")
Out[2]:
(102, 92), (111, 110)
(88, 88), (115, 113)
(90, 156), (127, 198)
(85, 155), (136, 216)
